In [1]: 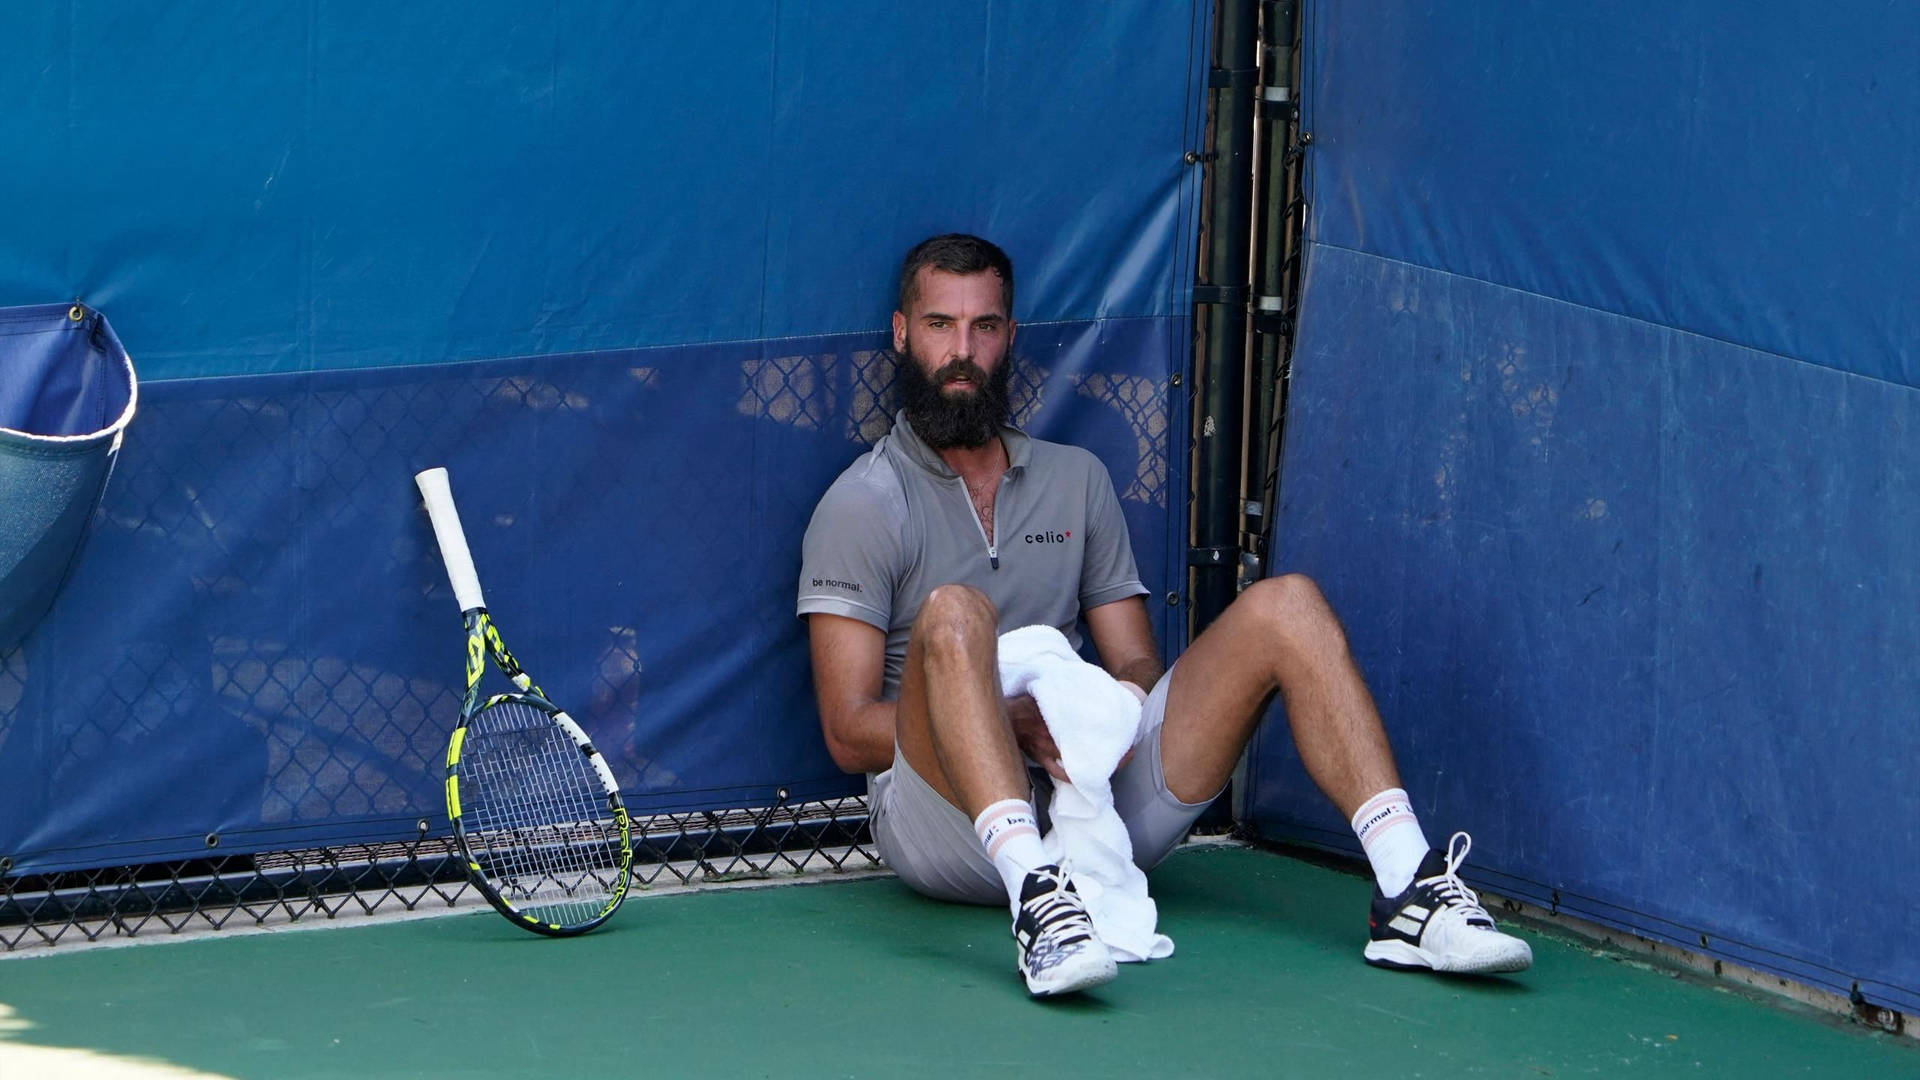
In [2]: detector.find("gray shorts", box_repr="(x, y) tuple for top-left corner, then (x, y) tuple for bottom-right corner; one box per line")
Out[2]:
(869, 667), (1220, 905)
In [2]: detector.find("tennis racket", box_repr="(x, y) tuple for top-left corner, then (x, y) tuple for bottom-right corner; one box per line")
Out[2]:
(415, 466), (633, 936)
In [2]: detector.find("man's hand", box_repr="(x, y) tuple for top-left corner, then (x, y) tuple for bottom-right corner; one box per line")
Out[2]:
(1009, 686), (1145, 784)
(1007, 694), (1067, 781)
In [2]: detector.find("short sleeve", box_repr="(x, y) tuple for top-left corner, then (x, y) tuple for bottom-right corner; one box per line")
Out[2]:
(797, 474), (905, 632)
(1079, 455), (1148, 611)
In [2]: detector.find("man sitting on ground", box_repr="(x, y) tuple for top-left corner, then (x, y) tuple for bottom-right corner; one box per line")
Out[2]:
(797, 233), (1532, 997)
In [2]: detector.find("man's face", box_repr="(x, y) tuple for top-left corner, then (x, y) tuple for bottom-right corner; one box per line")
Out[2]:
(892, 268), (1017, 450)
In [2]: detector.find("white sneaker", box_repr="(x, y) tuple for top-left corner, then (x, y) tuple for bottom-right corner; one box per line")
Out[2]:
(1013, 864), (1118, 997)
(1363, 832), (1534, 974)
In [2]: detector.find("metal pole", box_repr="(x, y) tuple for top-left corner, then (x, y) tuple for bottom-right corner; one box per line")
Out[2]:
(1244, 0), (1303, 582)
(1190, 0), (1260, 639)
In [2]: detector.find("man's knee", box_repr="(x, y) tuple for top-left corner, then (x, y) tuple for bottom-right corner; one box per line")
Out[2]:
(914, 583), (998, 659)
(1240, 573), (1344, 645)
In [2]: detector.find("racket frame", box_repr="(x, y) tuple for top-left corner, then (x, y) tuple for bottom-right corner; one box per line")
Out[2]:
(417, 467), (634, 936)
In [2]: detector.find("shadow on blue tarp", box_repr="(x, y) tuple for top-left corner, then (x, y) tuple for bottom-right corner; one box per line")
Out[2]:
(0, 303), (138, 655)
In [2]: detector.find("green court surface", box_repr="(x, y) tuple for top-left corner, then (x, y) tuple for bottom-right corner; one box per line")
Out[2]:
(2, 845), (1914, 1079)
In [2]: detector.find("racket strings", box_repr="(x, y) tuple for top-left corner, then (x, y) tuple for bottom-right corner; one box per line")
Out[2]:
(459, 700), (623, 925)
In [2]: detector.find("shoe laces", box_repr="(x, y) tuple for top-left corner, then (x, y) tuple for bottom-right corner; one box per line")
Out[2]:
(1020, 865), (1094, 941)
(1418, 832), (1494, 926)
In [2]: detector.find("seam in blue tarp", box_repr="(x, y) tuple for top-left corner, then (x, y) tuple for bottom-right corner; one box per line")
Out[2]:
(1306, 240), (1920, 395)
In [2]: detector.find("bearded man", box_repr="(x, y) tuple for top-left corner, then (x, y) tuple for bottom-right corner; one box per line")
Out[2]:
(796, 234), (1532, 998)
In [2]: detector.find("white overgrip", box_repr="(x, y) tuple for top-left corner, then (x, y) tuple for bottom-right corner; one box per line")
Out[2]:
(414, 467), (488, 613)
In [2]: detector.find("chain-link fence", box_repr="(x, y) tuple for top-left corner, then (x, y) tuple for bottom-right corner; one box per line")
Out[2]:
(0, 796), (879, 949)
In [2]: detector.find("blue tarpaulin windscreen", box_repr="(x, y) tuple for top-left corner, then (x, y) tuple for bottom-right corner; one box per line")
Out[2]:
(0, 5), (1207, 872)
(1250, 2), (1918, 1012)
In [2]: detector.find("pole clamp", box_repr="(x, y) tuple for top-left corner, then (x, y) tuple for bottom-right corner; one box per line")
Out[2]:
(1188, 546), (1240, 567)
(1193, 284), (1249, 306)
(1253, 311), (1293, 336)
(1237, 551), (1265, 592)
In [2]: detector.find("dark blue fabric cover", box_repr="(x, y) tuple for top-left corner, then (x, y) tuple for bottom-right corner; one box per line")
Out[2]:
(0, 322), (1186, 871)
(1250, 0), (1919, 1014)
(0, 2), (1205, 872)
(1300, 0), (1917, 385)
(0, 3), (1209, 377)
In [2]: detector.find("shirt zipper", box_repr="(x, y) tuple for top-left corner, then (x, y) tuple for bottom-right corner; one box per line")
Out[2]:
(962, 474), (1004, 570)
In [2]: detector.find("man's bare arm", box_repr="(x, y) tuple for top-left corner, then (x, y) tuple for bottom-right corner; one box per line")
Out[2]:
(807, 613), (898, 774)
(1084, 595), (1164, 695)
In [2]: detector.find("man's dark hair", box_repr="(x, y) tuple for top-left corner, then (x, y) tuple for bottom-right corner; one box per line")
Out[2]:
(896, 234), (1014, 316)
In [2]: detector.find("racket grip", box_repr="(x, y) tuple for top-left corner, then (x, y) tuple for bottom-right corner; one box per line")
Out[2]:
(414, 467), (488, 613)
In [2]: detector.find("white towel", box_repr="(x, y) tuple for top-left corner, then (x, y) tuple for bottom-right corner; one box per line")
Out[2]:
(997, 625), (1175, 962)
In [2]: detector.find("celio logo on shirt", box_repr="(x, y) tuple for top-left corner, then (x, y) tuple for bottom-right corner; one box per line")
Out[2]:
(1023, 530), (1072, 544)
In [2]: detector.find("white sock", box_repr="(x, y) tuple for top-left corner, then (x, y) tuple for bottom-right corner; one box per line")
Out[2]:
(974, 798), (1049, 914)
(1350, 788), (1430, 898)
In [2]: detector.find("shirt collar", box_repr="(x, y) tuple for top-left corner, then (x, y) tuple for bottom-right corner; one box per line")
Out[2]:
(888, 409), (1031, 478)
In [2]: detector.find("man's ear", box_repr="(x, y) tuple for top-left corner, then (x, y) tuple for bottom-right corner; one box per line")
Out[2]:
(891, 310), (907, 354)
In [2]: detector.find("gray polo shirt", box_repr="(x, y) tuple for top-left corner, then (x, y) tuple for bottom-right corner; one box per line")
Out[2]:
(797, 410), (1148, 699)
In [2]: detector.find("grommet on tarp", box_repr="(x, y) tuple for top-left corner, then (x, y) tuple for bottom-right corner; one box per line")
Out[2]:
(0, 301), (140, 654)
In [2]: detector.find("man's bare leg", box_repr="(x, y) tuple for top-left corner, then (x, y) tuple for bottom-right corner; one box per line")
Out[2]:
(1156, 574), (1398, 814)
(891, 584), (1115, 995)
(891, 585), (1025, 813)
(889, 585), (1043, 891)
(1152, 573), (1429, 895)
(1152, 573), (1532, 973)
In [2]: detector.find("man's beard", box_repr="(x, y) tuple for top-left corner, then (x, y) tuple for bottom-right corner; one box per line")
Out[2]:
(896, 341), (1013, 450)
